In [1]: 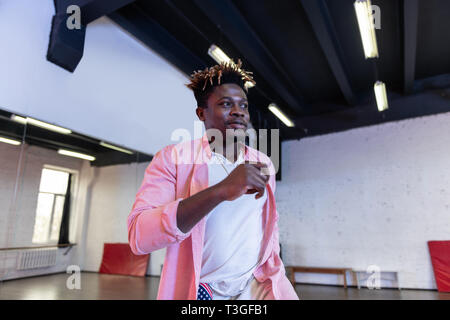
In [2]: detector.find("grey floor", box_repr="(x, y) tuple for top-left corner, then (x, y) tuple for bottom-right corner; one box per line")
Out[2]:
(0, 272), (449, 300)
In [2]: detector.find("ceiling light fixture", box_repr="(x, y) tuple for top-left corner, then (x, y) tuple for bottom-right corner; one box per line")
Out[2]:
(11, 115), (72, 135)
(354, 0), (379, 59)
(0, 136), (21, 146)
(207, 44), (255, 89)
(208, 44), (231, 64)
(11, 115), (27, 124)
(268, 103), (295, 127)
(374, 81), (389, 111)
(58, 149), (96, 161)
(100, 141), (133, 155)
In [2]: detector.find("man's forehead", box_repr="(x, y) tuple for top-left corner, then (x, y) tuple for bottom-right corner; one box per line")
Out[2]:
(211, 83), (247, 99)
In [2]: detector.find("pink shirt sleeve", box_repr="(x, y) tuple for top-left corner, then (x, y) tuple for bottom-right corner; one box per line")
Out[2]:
(128, 145), (191, 255)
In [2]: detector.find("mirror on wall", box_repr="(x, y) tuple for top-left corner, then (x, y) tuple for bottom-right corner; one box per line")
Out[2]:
(0, 109), (153, 251)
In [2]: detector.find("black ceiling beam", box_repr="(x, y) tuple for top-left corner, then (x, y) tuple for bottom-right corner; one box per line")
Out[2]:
(403, 0), (419, 94)
(0, 114), (152, 167)
(92, 151), (152, 167)
(18, 125), (102, 154)
(47, 0), (137, 72)
(0, 116), (27, 139)
(291, 87), (450, 139)
(16, 134), (150, 167)
(47, 1), (86, 72)
(413, 73), (450, 93)
(193, 0), (306, 114)
(108, 3), (207, 75)
(79, 0), (137, 25)
(53, 0), (138, 27)
(300, 0), (356, 105)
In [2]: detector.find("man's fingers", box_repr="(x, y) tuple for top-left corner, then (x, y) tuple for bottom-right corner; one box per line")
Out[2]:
(249, 174), (267, 189)
(242, 161), (271, 178)
(243, 161), (266, 168)
(249, 167), (270, 183)
(240, 163), (270, 198)
(254, 187), (265, 199)
(260, 173), (270, 182)
(246, 175), (266, 200)
(246, 187), (264, 199)
(251, 162), (267, 169)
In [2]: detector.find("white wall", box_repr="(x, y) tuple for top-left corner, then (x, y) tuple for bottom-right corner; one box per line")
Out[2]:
(0, 0), (198, 155)
(277, 112), (450, 289)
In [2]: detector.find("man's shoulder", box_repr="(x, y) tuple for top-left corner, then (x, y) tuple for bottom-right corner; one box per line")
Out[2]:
(153, 138), (203, 163)
(153, 143), (176, 159)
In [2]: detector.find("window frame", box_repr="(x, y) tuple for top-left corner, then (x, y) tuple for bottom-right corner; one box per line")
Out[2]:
(31, 165), (79, 245)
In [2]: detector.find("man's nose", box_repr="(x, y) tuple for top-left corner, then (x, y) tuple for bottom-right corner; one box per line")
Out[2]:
(230, 103), (245, 117)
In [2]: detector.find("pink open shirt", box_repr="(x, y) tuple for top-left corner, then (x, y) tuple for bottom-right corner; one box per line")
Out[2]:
(127, 135), (298, 300)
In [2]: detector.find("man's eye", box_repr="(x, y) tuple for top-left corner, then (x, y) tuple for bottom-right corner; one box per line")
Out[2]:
(222, 101), (231, 107)
(242, 104), (248, 109)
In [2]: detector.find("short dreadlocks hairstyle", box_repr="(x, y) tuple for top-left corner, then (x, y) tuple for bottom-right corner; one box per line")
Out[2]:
(186, 59), (255, 108)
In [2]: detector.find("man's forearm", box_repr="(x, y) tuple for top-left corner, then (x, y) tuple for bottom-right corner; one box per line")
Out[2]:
(176, 183), (227, 233)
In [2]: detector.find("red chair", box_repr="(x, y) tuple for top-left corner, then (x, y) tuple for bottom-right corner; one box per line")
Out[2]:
(99, 243), (149, 277)
(428, 240), (450, 292)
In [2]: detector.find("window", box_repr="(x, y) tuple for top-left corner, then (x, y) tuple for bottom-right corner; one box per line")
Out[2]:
(32, 168), (69, 244)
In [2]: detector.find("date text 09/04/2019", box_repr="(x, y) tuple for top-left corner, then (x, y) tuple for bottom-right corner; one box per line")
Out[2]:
(180, 304), (268, 317)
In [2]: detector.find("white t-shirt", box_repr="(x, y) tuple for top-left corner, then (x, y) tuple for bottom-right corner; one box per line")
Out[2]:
(199, 150), (267, 297)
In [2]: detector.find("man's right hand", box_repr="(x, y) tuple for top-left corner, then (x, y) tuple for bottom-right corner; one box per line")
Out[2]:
(217, 162), (270, 201)
(177, 162), (270, 233)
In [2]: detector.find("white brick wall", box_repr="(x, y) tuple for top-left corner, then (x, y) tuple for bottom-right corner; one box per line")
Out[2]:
(277, 112), (450, 289)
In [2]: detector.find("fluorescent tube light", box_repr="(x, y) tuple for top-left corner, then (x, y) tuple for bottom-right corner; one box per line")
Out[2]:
(374, 81), (389, 111)
(0, 136), (21, 146)
(100, 141), (133, 154)
(11, 115), (72, 135)
(26, 118), (72, 134)
(268, 103), (295, 127)
(208, 44), (255, 89)
(11, 115), (27, 124)
(58, 149), (96, 161)
(208, 44), (232, 64)
(354, 0), (379, 58)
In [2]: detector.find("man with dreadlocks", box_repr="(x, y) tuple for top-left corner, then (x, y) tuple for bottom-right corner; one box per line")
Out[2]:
(128, 60), (298, 300)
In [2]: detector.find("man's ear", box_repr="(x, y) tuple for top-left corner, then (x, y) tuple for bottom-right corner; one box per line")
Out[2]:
(196, 107), (205, 121)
